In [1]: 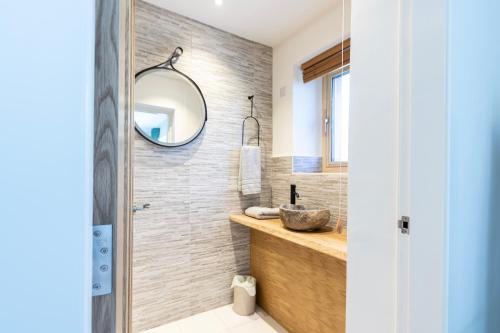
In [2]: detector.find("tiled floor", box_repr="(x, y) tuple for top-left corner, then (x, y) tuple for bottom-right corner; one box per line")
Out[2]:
(143, 305), (289, 333)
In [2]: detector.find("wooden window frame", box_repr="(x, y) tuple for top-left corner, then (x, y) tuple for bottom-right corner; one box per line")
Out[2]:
(322, 68), (349, 173)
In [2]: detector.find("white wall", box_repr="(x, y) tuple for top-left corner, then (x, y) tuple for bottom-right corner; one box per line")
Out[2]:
(0, 2), (94, 332)
(272, 0), (351, 157)
(292, 77), (323, 157)
(447, 0), (500, 331)
(347, 0), (400, 332)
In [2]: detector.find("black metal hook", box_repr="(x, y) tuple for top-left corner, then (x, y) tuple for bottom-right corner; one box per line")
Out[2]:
(169, 47), (183, 67)
(248, 95), (255, 116)
(157, 46), (184, 70)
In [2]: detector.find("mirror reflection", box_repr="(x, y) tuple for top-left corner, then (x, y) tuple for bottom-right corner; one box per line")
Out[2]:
(135, 68), (206, 146)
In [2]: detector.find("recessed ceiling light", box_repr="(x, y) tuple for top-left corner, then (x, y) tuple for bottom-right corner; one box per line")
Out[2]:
(215, 0), (223, 6)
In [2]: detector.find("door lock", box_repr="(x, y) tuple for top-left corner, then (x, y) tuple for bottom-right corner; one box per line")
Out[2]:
(398, 216), (410, 234)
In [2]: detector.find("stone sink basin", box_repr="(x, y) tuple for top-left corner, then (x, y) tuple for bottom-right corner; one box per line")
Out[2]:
(279, 204), (331, 231)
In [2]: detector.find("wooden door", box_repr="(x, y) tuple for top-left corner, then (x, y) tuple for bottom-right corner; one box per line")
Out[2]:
(92, 0), (133, 332)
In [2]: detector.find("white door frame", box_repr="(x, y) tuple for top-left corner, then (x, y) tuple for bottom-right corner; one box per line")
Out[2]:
(396, 0), (412, 330)
(396, 0), (449, 332)
(347, 0), (400, 332)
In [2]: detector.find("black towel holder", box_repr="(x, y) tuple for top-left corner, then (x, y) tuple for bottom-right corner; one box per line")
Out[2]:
(241, 95), (260, 146)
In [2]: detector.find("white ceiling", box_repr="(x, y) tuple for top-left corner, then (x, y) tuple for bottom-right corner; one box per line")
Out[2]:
(144, 0), (339, 46)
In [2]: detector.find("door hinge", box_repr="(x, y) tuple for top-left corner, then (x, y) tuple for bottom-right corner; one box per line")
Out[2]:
(398, 216), (410, 234)
(92, 225), (113, 296)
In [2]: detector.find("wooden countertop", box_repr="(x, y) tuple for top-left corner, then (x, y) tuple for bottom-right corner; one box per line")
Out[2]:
(229, 215), (347, 261)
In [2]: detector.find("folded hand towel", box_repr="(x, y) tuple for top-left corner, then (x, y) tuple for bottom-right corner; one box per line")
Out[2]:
(245, 207), (280, 220)
(238, 146), (261, 195)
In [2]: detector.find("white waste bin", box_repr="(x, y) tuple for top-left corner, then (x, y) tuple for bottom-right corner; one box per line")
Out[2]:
(231, 275), (256, 316)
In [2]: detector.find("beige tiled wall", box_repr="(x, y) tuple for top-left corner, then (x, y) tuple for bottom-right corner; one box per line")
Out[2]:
(132, 1), (273, 331)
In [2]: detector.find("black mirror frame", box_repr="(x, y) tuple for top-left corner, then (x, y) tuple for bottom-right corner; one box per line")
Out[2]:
(134, 48), (207, 147)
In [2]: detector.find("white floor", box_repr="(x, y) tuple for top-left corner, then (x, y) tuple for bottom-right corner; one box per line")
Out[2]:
(143, 305), (289, 333)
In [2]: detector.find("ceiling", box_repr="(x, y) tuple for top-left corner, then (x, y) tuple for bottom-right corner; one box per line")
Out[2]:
(144, 0), (339, 46)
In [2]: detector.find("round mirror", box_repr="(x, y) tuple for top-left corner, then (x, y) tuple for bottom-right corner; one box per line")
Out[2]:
(135, 67), (207, 147)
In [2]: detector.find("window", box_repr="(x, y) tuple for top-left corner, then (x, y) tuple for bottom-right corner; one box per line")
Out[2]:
(301, 38), (350, 172)
(323, 68), (350, 172)
(135, 103), (175, 142)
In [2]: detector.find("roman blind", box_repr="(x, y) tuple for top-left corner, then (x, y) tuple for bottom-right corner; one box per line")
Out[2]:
(301, 38), (351, 83)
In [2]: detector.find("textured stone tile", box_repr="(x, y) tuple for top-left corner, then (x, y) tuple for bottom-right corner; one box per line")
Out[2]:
(292, 156), (322, 173)
(272, 156), (293, 175)
(133, 1), (273, 331)
(271, 157), (348, 228)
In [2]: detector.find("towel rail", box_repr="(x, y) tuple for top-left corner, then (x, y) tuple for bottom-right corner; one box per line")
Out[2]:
(241, 95), (260, 146)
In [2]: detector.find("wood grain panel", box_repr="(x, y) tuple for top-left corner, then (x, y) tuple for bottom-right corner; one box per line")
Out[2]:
(117, 1), (134, 332)
(93, 0), (133, 332)
(93, 0), (119, 331)
(230, 215), (347, 261)
(251, 230), (346, 333)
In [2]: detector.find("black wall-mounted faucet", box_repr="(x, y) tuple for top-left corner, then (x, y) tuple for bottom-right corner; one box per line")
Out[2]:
(290, 184), (300, 205)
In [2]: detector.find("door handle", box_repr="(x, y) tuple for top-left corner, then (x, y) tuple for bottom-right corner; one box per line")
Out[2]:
(133, 203), (151, 213)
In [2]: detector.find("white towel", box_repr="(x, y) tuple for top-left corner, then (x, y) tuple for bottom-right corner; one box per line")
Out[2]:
(245, 207), (279, 220)
(238, 145), (261, 195)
